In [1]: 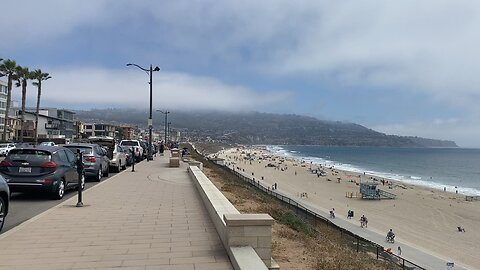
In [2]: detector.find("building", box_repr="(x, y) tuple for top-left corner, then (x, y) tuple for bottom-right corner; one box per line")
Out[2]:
(38, 108), (76, 139)
(0, 80), (7, 139)
(83, 123), (117, 138)
(119, 125), (137, 140)
(22, 111), (64, 140)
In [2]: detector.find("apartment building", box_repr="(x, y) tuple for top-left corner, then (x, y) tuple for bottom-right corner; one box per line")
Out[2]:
(0, 80), (7, 137)
(83, 123), (117, 138)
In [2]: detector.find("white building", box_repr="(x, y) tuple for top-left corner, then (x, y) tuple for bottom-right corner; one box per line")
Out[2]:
(0, 80), (7, 136)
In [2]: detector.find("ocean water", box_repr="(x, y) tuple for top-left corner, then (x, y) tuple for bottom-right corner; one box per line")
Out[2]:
(267, 145), (480, 196)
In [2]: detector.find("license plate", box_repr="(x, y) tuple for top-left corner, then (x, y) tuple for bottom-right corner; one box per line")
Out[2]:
(19, 167), (32, 173)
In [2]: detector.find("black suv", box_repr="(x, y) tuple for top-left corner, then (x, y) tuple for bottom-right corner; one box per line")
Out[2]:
(0, 146), (84, 200)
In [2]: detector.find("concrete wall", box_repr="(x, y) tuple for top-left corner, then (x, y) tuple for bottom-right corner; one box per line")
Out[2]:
(188, 165), (278, 270)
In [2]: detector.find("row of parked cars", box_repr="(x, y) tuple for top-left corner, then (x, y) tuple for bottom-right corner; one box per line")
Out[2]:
(0, 137), (153, 232)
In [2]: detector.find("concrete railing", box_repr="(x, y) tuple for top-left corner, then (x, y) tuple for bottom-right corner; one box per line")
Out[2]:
(188, 165), (278, 270)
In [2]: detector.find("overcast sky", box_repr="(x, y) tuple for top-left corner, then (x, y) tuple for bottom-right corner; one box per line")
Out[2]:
(2, 0), (480, 147)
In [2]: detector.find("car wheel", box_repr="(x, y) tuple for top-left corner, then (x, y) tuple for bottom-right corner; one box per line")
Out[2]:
(53, 180), (65, 200)
(0, 196), (6, 232)
(103, 165), (109, 177)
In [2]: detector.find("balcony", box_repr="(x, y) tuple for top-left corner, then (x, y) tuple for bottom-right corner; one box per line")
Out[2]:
(45, 123), (60, 129)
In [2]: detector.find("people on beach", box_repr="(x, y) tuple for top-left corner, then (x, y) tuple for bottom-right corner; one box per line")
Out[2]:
(397, 246), (402, 255)
(347, 210), (354, 219)
(457, 226), (466, 232)
(386, 229), (395, 243)
(330, 208), (335, 218)
(360, 215), (368, 228)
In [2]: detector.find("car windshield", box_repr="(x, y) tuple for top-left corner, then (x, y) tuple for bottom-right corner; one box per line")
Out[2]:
(0, 144), (7, 148)
(64, 146), (93, 154)
(121, 141), (138, 146)
(8, 149), (51, 162)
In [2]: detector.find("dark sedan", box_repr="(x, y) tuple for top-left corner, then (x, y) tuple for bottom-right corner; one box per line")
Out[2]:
(0, 175), (9, 232)
(0, 146), (84, 200)
(63, 143), (109, 181)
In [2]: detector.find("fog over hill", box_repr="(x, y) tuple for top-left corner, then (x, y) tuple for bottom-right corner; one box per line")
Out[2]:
(75, 109), (457, 147)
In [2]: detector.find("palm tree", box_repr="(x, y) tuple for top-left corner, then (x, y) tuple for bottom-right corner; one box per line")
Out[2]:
(31, 69), (51, 145)
(15, 66), (31, 142)
(0, 59), (18, 141)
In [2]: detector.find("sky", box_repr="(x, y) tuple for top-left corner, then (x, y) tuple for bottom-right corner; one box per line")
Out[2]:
(1, 0), (480, 147)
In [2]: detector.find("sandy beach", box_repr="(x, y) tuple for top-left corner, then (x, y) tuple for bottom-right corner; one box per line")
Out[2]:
(217, 146), (480, 270)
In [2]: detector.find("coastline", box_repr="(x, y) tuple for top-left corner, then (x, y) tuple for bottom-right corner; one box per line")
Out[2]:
(267, 145), (480, 196)
(217, 146), (480, 269)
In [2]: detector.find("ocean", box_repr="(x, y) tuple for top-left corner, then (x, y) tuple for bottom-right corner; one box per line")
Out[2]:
(267, 145), (480, 196)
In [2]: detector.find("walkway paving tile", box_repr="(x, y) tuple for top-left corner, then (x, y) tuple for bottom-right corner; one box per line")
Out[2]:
(0, 153), (233, 270)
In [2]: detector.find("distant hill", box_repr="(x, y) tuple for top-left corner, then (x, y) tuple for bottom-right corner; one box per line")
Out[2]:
(75, 109), (458, 147)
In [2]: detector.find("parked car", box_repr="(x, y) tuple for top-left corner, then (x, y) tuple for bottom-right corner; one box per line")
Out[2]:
(0, 174), (10, 232)
(0, 146), (84, 200)
(39, 141), (56, 147)
(0, 143), (16, 157)
(88, 136), (127, 172)
(119, 140), (143, 162)
(63, 143), (109, 181)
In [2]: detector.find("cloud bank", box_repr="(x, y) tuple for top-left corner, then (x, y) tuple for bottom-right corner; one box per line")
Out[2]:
(20, 67), (291, 111)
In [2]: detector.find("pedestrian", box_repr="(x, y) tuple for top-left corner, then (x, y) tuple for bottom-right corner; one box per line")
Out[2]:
(397, 246), (402, 255)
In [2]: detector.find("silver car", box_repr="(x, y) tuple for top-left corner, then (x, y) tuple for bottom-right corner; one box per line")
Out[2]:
(63, 143), (109, 181)
(89, 136), (127, 173)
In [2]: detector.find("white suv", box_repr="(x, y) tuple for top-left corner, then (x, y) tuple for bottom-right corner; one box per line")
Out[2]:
(0, 143), (15, 157)
(119, 140), (144, 162)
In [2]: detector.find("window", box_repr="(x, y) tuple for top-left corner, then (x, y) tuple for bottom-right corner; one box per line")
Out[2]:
(57, 150), (69, 164)
(65, 149), (76, 163)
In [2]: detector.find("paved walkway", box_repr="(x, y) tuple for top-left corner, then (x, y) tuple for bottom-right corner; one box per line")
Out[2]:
(0, 152), (233, 270)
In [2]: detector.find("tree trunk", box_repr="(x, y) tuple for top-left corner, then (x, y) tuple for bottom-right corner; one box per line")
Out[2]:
(34, 82), (41, 145)
(19, 79), (27, 142)
(3, 77), (12, 141)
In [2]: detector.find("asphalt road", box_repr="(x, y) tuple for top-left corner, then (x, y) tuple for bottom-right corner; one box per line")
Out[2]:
(1, 165), (135, 233)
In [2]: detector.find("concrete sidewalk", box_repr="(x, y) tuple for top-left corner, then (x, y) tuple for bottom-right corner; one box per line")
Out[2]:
(0, 153), (233, 270)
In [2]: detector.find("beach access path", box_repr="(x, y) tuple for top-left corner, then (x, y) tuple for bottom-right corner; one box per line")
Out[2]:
(0, 152), (233, 270)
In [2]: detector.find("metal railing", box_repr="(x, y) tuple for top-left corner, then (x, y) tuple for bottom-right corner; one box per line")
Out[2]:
(221, 164), (425, 270)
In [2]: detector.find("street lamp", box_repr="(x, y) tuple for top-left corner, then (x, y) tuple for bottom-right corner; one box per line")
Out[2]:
(157, 110), (170, 144)
(126, 63), (160, 161)
(167, 122), (172, 142)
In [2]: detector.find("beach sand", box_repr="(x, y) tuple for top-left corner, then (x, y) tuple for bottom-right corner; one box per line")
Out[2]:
(218, 147), (480, 270)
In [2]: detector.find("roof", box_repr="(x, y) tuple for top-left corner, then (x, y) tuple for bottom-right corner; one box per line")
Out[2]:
(24, 111), (63, 121)
(63, 143), (98, 148)
(10, 145), (65, 152)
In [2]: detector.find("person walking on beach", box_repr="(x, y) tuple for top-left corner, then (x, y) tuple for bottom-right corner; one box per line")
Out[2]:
(360, 215), (368, 228)
(330, 208), (335, 218)
(397, 246), (402, 255)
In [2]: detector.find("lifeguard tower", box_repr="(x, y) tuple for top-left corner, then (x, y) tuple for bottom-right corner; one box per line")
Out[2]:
(360, 182), (396, 200)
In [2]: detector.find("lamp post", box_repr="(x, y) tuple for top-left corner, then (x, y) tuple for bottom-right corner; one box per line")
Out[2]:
(156, 110), (170, 145)
(126, 63), (160, 161)
(167, 122), (171, 142)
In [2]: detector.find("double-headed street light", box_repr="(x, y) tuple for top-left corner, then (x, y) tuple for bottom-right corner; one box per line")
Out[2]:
(126, 63), (160, 161)
(157, 110), (170, 144)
